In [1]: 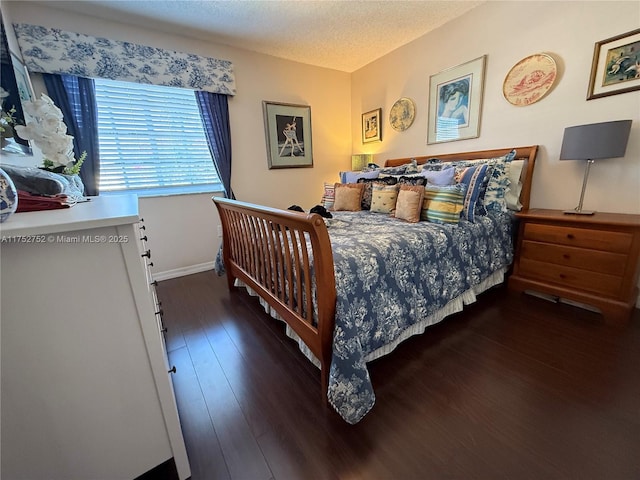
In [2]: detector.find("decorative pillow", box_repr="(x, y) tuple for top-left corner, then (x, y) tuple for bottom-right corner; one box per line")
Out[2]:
(378, 159), (419, 176)
(394, 184), (424, 223)
(482, 149), (517, 212)
(370, 184), (400, 213)
(421, 184), (467, 224)
(358, 176), (397, 210)
(458, 163), (492, 222)
(420, 166), (455, 186)
(340, 169), (379, 184)
(321, 182), (335, 210)
(396, 175), (428, 186)
(505, 159), (526, 211)
(332, 182), (364, 211)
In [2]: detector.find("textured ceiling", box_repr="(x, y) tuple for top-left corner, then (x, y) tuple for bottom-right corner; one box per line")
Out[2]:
(35, 0), (484, 72)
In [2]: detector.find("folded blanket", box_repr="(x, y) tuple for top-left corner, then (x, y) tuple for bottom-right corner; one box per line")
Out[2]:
(16, 191), (70, 212)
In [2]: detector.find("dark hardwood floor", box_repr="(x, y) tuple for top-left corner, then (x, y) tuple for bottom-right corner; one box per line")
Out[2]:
(157, 271), (640, 480)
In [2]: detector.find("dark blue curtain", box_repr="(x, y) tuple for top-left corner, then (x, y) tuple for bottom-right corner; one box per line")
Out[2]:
(43, 74), (100, 196)
(195, 91), (234, 199)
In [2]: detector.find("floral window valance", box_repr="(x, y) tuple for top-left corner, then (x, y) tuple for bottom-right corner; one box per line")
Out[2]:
(13, 24), (236, 95)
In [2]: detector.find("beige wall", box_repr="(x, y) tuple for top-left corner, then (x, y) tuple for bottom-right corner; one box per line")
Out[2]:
(4, 1), (639, 278)
(3, 1), (351, 277)
(351, 1), (640, 215)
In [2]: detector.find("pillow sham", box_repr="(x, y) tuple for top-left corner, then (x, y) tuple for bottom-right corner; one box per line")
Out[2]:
(482, 149), (517, 212)
(396, 175), (428, 186)
(321, 182), (335, 210)
(505, 159), (526, 211)
(421, 166), (455, 186)
(394, 184), (424, 223)
(370, 184), (400, 214)
(421, 184), (467, 224)
(333, 182), (364, 211)
(357, 176), (397, 210)
(340, 169), (379, 184)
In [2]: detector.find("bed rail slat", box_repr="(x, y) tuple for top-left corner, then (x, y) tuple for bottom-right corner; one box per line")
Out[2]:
(213, 198), (337, 397)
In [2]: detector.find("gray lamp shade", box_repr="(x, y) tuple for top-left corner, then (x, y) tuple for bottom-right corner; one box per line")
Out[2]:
(559, 120), (632, 161)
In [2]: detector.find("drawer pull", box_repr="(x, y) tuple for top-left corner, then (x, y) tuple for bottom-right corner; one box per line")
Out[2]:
(168, 366), (176, 374)
(559, 274), (566, 279)
(148, 262), (154, 267)
(156, 308), (164, 316)
(566, 233), (575, 240)
(141, 249), (151, 259)
(140, 235), (148, 241)
(139, 225), (146, 230)
(161, 326), (168, 333)
(150, 280), (158, 287)
(562, 254), (570, 259)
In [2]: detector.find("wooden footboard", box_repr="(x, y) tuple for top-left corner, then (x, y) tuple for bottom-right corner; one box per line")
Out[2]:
(213, 197), (337, 396)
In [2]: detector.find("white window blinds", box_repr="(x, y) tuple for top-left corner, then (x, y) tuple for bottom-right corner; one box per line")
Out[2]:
(94, 78), (222, 195)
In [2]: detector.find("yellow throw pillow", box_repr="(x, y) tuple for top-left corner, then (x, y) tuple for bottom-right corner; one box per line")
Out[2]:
(394, 184), (424, 223)
(333, 182), (364, 211)
(370, 183), (399, 214)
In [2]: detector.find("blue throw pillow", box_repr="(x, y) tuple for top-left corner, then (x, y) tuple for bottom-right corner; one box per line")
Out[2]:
(340, 170), (379, 184)
(420, 166), (455, 186)
(458, 163), (491, 222)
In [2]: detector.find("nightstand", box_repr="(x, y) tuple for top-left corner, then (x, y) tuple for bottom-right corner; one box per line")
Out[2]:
(509, 209), (640, 325)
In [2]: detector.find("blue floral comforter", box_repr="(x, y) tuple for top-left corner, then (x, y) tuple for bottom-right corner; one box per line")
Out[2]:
(323, 211), (516, 424)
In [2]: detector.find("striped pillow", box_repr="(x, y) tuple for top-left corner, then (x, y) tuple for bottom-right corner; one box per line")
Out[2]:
(421, 184), (467, 224)
(321, 182), (335, 210)
(458, 163), (492, 222)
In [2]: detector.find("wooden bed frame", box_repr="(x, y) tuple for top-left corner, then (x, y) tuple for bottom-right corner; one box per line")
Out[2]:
(213, 146), (538, 399)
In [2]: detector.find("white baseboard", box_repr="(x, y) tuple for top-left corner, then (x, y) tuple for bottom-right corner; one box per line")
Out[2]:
(153, 261), (215, 282)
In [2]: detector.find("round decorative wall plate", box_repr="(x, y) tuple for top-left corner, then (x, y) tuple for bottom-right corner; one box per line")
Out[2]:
(389, 97), (416, 131)
(503, 53), (558, 106)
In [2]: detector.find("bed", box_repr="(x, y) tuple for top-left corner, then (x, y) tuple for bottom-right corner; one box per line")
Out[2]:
(213, 146), (538, 424)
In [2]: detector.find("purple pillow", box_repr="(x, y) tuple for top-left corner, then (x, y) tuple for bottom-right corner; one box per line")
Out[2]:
(420, 166), (455, 186)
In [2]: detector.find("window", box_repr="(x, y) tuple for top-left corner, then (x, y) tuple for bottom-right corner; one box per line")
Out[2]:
(94, 78), (222, 196)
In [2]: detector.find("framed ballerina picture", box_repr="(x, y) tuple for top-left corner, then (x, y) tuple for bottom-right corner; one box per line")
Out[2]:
(263, 101), (313, 169)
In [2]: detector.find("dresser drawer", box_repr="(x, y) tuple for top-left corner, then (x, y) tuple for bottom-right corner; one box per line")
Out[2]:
(521, 240), (628, 276)
(519, 257), (623, 297)
(523, 223), (632, 253)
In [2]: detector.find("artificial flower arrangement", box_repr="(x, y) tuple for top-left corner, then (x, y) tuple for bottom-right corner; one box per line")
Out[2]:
(15, 94), (86, 175)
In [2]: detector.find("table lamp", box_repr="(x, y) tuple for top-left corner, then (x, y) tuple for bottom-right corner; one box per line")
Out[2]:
(351, 154), (373, 171)
(559, 119), (632, 215)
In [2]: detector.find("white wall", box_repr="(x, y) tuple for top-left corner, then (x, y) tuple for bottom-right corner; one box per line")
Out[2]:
(3, 1), (352, 276)
(351, 1), (640, 215)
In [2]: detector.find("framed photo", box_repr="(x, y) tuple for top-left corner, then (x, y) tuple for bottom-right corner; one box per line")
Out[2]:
(262, 101), (313, 169)
(427, 55), (486, 145)
(11, 52), (34, 104)
(362, 108), (381, 143)
(587, 28), (640, 100)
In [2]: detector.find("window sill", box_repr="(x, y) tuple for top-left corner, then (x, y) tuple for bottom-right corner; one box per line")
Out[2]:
(100, 186), (225, 198)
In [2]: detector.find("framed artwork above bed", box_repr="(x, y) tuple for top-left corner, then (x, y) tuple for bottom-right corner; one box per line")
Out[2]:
(262, 101), (313, 169)
(427, 55), (486, 145)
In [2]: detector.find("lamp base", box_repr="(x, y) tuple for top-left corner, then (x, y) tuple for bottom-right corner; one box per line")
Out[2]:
(563, 209), (595, 215)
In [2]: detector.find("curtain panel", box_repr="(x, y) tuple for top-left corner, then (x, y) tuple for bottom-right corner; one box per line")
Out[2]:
(13, 24), (236, 95)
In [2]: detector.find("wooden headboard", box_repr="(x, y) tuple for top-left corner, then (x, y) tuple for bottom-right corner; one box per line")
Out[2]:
(383, 146), (538, 211)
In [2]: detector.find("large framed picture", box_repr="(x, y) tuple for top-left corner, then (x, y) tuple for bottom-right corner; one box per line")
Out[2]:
(587, 28), (640, 100)
(427, 55), (486, 145)
(362, 108), (382, 143)
(262, 101), (313, 169)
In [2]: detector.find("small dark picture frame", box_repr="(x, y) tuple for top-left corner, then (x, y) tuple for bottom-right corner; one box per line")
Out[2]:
(362, 108), (382, 143)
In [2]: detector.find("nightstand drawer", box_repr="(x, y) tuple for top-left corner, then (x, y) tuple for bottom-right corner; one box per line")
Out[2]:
(521, 240), (628, 276)
(519, 258), (623, 297)
(523, 223), (632, 253)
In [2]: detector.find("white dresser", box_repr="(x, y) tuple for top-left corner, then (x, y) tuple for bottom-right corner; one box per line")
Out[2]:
(0, 195), (190, 480)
